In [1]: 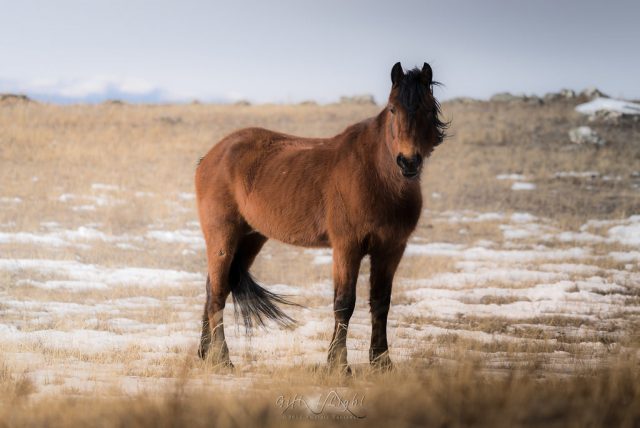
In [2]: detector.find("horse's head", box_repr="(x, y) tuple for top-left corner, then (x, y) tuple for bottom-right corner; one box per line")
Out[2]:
(385, 62), (447, 179)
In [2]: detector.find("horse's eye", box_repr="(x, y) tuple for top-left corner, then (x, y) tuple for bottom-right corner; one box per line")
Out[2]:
(389, 105), (396, 114)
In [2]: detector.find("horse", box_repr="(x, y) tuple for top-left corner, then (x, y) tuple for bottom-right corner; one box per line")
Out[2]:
(195, 62), (447, 373)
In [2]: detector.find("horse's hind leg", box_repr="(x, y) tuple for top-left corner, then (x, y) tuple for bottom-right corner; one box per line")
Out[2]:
(198, 229), (267, 365)
(197, 220), (241, 366)
(198, 275), (214, 359)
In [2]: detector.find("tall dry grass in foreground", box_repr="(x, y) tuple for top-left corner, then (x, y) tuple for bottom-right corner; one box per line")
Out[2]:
(2, 357), (639, 427)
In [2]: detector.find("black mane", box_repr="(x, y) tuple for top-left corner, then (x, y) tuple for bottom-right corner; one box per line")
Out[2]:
(396, 67), (448, 145)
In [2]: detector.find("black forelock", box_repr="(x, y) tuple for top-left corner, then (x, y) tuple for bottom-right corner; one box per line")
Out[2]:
(395, 67), (448, 145)
(397, 68), (429, 115)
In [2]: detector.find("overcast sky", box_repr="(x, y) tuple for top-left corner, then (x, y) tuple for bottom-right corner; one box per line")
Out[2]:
(1, 0), (638, 103)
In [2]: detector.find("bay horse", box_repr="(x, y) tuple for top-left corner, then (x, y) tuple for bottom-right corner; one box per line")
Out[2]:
(195, 62), (446, 372)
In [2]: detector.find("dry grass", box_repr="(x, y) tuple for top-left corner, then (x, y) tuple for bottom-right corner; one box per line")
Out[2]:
(1, 357), (639, 427)
(1, 96), (640, 426)
(428, 99), (640, 225)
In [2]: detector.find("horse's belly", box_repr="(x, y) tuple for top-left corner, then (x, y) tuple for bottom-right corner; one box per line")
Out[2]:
(240, 197), (329, 248)
(232, 144), (332, 247)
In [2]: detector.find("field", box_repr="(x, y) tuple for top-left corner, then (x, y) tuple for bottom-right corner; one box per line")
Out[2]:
(1, 96), (639, 426)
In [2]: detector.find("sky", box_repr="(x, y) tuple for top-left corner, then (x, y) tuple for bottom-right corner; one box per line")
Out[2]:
(1, 0), (639, 104)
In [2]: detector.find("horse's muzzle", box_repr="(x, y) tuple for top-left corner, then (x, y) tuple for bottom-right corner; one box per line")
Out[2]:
(396, 154), (423, 178)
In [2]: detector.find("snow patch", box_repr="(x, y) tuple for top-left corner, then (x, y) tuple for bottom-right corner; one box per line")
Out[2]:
(406, 243), (589, 262)
(554, 171), (599, 179)
(510, 213), (537, 223)
(0, 258), (203, 289)
(146, 229), (203, 247)
(405, 243), (466, 257)
(0, 227), (137, 248)
(58, 193), (124, 207)
(609, 251), (640, 263)
(607, 216), (640, 247)
(0, 197), (22, 204)
(576, 97), (640, 115)
(511, 182), (536, 191)
(500, 223), (553, 240)
(401, 277), (631, 320)
(91, 183), (120, 191)
(304, 248), (333, 265)
(434, 211), (506, 223)
(406, 268), (567, 290)
(496, 174), (525, 180)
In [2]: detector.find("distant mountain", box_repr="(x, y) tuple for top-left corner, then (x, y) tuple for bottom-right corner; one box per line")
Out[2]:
(26, 88), (168, 104)
(0, 76), (230, 104)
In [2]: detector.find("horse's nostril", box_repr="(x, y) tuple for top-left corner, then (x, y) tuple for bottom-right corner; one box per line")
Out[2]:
(414, 154), (423, 167)
(396, 155), (406, 168)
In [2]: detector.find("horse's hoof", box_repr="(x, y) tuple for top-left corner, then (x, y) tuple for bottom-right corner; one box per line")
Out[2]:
(197, 347), (207, 360)
(370, 354), (394, 371)
(328, 362), (352, 376)
(217, 359), (235, 370)
(206, 358), (234, 370)
(373, 361), (393, 372)
(200, 349), (234, 369)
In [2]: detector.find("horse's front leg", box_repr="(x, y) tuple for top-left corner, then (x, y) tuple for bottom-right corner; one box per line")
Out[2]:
(328, 243), (363, 374)
(369, 244), (405, 370)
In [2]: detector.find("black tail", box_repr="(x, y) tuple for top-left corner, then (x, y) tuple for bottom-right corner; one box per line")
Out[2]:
(230, 263), (299, 332)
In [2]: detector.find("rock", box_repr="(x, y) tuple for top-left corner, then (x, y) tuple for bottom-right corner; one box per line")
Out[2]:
(490, 92), (520, 102)
(157, 116), (183, 125)
(580, 87), (608, 100)
(489, 92), (542, 105)
(568, 126), (606, 146)
(234, 100), (251, 106)
(339, 94), (376, 105)
(525, 96), (544, 106)
(588, 109), (624, 124)
(543, 92), (562, 102)
(0, 93), (32, 104)
(559, 89), (576, 99)
(544, 89), (575, 102)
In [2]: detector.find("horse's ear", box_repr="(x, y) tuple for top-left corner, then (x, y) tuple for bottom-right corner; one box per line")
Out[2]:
(391, 62), (404, 86)
(421, 62), (433, 86)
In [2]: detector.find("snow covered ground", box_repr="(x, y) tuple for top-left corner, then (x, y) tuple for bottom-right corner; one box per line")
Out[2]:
(1, 181), (639, 397)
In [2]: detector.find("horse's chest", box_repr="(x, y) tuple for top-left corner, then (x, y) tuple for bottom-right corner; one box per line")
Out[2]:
(364, 196), (421, 240)
(329, 181), (422, 244)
